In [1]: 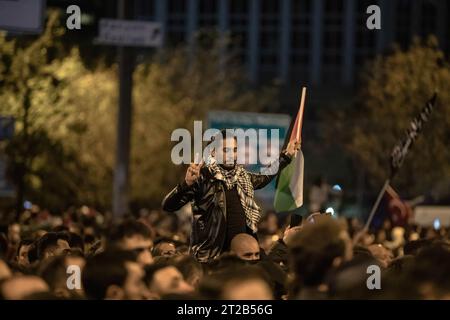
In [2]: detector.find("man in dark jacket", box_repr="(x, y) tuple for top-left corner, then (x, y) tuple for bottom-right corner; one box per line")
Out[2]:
(162, 130), (300, 263)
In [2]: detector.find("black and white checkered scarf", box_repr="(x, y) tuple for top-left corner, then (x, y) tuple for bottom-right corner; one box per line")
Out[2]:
(208, 161), (261, 232)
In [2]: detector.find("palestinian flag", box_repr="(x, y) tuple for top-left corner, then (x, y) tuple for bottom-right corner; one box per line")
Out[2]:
(274, 87), (306, 212)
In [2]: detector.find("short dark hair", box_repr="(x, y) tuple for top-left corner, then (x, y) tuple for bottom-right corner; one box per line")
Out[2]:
(52, 225), (70, 233)
(198, 266), (270, 300)
(16, 239), (34, 257)
(206, 253), (246, 274)
(67, 232), (84, 251)
(404, 239), (435, 256)
(254, 260), (287, 299)
(206, 129), (237, 149)
(173, 255), (203, 282)
(224, 265), (271, 283)
(68, 248), (85, 258)
(208, 129), (235, 141)
(380, 243), (450, 299)
(27, 242), (39, 264)
(0, 233), (7, 260)
(289, 216), (346, 286)
(108, 220), (151, 244)
(387, 255), (415, 274)
(144, 260), (173, 287)
(152, 240), (176, 257)
(327, 255), (382, 299)
(38, 255), (68, 291)
(36, 232), (70, 260)
(352, 244), (373, 259)
(82, 250), (137, 299)
(84, 234), (96, 245)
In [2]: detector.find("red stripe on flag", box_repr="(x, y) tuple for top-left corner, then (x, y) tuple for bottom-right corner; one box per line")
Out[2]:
(289, 87), (307, 143)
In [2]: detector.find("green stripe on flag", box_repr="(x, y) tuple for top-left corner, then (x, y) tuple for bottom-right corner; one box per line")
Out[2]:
(274, 160), (298, 212)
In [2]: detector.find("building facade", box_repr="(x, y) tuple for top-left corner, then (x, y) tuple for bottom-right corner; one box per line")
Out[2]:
(132, 0), (449, 86)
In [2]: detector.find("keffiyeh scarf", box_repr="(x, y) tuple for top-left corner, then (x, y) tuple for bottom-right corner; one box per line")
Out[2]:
(207, 161), (261, 232)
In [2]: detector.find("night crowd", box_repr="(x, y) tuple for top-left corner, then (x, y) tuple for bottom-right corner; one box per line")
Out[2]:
(0, 201), (449, 300)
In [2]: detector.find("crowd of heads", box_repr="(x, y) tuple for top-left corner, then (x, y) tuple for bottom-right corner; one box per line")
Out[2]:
(0, 204), (449, 300)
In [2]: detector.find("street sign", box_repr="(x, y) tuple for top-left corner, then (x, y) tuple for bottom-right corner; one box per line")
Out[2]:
(414, 206), (450, 228)
(0, 0), (45, 34)
(95, 19), (163, 47)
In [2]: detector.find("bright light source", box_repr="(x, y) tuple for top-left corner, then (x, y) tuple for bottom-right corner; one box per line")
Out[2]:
(332, 184), (342, 192)
(326, 207), (335, 215)
(23, 201), (32, 210)
(433, 218), (441, 231)
(81, 13), (95, 25)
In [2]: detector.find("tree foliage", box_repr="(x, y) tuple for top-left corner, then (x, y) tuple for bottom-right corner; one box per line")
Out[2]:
(331, 37), (450, 197)
(0, 13), (277, 212)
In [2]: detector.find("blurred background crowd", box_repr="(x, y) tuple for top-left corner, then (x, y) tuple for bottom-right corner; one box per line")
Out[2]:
(0, 0), (449, 301)
(0, 202), (449, 300)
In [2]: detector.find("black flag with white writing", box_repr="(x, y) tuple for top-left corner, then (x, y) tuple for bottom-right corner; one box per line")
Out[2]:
(390, 93), (438, 178)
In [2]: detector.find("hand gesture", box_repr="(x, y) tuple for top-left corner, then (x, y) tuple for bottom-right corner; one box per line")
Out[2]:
(285, 138), (301, 157)
(185, 154), (203, 186)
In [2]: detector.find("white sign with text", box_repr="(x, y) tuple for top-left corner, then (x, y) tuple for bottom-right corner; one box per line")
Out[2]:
(95, 19), (163, 47)
(0, 0), (45, 33)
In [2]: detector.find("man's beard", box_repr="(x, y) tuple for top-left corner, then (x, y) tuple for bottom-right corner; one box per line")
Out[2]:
(220, 162), (236, 170)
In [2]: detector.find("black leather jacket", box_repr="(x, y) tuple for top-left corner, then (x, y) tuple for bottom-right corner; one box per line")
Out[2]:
(162, 153), (292, 263)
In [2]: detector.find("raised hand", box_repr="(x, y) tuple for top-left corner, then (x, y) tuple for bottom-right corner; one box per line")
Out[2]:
(285, 138), (301, 157)
(185, 154), (203, 186)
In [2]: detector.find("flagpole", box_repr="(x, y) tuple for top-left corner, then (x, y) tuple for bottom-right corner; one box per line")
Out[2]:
(296, 87), (307, 141)
(364, 178), (390, 231)
(274, 86), (306, 213)
(353, 93), (437, 244)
